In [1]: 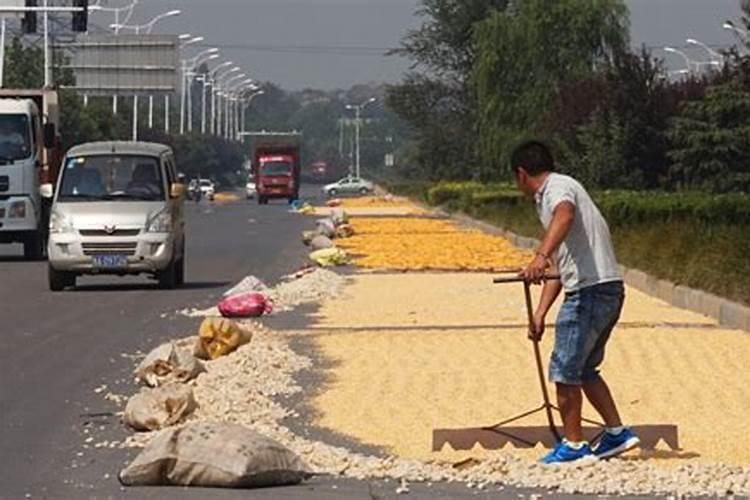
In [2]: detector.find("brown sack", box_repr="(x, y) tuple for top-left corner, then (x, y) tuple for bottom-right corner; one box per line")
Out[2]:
(123, 384), (197, 432)
(119, 422), (312, 488)
(135, 342), (205, 387)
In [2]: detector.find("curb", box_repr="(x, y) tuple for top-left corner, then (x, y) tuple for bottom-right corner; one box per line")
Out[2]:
(451, 213), (750, 332)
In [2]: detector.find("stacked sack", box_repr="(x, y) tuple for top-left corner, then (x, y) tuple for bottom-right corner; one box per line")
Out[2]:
(301, 207), (353, 267)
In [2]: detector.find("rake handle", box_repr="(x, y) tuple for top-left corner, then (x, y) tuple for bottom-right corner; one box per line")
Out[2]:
(494, 275), (562, 442)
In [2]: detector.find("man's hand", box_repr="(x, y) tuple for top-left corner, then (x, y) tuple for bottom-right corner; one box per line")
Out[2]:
(520, 253), (549, 284)
(529, 311), (546, 341)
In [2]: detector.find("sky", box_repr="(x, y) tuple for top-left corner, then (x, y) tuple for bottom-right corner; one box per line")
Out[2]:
(96, 0), (746, 90)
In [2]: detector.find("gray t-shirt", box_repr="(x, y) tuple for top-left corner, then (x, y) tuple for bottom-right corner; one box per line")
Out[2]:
(535, 173), (622, 292)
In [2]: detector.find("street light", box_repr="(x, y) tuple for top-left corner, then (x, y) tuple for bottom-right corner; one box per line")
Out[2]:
(226, 79), (255, 140)
(686, 38), (724, 67)
(664, 46), (695, 74)
(91, 0), (139, 115)
(221, 74), (249, 139)
(723, 20), (748, 38)
(110, 9), (181, 34)
(180, 36), (204, 48)
(181, 48), (220, 134)
(217, 72), (246, 137)
(238, 89), (265, 138)
(209, 64), (238, 134)
(345, 97), (377, 178)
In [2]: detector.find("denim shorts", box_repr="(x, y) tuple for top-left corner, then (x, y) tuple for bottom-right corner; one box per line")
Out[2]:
(549, 281), (625, 385)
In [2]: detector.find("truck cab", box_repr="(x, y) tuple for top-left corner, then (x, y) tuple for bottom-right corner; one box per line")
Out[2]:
(0, 90), (60, 260)
(251, 133), (302, 205)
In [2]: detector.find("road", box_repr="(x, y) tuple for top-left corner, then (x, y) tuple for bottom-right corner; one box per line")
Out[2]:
(0, 190), (615, 500)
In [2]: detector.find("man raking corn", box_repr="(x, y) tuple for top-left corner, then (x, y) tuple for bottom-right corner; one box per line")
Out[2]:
(512, 140), (640, 464)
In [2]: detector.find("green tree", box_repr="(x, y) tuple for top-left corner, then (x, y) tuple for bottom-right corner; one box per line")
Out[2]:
(386, 0), (509, 180)
(668, 81), (750, 192)
(473, 0), (629, 180)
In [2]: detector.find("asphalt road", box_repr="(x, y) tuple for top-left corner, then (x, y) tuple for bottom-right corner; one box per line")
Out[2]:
(0, 189), (626, 500)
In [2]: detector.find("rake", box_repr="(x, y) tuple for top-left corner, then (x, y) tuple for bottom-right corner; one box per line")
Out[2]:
(432, 275), (680, 452)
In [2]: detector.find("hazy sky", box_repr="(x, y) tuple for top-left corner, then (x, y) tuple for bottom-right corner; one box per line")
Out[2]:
(102, 0), (745, 90)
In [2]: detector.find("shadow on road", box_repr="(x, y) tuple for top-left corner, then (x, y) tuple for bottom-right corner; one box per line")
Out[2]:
(72, 281), (230, 293)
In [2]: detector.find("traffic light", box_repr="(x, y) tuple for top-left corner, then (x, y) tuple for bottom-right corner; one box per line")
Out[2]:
(72, 0), (88, 32)
(22, 0), (37, 34)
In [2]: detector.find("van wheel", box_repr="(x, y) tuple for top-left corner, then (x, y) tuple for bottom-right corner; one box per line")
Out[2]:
(175, 246), (185, 286)
(24, 233), (46, 261)
(48, 265), (75, 291)
(157, 259), (178, 289)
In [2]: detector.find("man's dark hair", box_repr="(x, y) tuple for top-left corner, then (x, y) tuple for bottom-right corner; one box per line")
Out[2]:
(510, 140), (555, 176)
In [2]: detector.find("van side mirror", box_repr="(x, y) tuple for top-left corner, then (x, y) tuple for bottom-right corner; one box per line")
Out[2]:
(170, 183), (186, 199)
(43, 123), (56, 149)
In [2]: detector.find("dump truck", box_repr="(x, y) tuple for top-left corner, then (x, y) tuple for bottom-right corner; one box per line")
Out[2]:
(250, 132), (302, 205)
(0, 90), (62, 259)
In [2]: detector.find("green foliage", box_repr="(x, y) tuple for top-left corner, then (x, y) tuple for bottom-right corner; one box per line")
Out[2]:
(473, 0), (629, 179)
(386, 1), (508, 181)
(668, 81), (750, 193)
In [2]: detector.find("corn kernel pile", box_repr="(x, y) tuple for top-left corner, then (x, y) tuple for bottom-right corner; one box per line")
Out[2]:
(336, 217), (532, 271)
(338, 196), (414, 208)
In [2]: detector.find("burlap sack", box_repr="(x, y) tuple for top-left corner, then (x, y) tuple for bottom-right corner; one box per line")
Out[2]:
(310, 235), (334, 251)
(123, 384), (197, 432)
(119, 422), (312, 488)
(135, 342), (205, 387)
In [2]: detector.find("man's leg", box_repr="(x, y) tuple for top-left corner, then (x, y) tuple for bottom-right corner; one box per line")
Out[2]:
(557, 383), (584, 442)
(583, 376), (622, 428)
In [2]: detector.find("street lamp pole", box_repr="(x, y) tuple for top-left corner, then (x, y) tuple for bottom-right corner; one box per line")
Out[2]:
(220, 73), (247, 138)
(686, 38), (724, 67)
(664, 46), (695, 75)
(346, 97), (376, 179)
(212, 66), (240, 135)
(208, 62), (235, 135)
(180, 48), (219, 134)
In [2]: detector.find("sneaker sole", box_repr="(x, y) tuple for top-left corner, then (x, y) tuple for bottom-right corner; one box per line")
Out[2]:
(596, 436), (641, 459)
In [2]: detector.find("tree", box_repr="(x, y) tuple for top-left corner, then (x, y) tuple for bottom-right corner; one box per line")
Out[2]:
(473, 0), (629, 180)
(668, 81), (750, 192)
(386, 1), (509, 180)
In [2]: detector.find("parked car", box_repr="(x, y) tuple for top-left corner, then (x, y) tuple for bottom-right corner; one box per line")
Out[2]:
(198, 179), (215, 201)
(47, 141), (187, 291)
(322, 176), (374, 197)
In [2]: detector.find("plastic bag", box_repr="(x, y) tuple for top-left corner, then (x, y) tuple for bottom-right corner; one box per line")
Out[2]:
(123, 384), (197, 432)
(119, 422), (311, 488)
(309, 248), (349, 267)
(298, 204), (316, 215)
(218, 292), (273, 319)
(195, 317), (253, 360)
(135, 342), (205, 387)
(315, 219), (336, 238)
(335, 224), (355, 239)
(310, 235), (334, 251)
(301, 230), (318, 246)
(223, 276), (269, 297)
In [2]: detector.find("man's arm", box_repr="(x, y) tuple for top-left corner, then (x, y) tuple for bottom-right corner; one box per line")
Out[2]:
(520, 201), (576, 284)
(529, 276), (562, 341)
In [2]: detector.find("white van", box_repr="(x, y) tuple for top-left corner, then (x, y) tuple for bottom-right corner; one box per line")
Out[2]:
(47, 142), (186, 291)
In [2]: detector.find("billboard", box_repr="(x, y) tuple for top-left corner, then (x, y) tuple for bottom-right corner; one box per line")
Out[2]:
(63, 34), (179, 96)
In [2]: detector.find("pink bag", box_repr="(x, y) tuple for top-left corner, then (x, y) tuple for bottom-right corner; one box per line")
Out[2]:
(218, 292), (273, 318)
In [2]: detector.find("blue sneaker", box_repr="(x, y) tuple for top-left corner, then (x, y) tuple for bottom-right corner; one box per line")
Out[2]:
(593, 428), (641, 459)
(540, 441), (595, 464)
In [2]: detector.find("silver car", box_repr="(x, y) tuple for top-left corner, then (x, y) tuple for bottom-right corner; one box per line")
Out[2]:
(322, 176), (374, 197)
(47, 142), (186, 291)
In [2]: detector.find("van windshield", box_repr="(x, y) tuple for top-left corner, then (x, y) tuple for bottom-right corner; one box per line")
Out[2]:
(58, 155), (165, 202)
(0, 114), (32, 162)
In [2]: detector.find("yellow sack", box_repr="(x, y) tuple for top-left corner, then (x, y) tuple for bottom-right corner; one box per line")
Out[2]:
(298, 204), (316, 215)
(309, 247), (349, 267)
(195, 317), (252, 360)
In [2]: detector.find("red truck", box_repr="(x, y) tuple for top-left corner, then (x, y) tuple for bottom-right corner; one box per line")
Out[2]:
(251, 134), (301, 205)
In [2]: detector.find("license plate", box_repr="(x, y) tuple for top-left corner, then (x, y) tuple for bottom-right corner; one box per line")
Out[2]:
(270, 189), (282, 194)
(93, 255), (128, 269)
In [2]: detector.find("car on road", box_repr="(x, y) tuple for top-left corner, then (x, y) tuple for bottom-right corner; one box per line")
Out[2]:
(47, 141), (187, 291)
(198, 178), (215, 201)
(322, 176), (375, 197)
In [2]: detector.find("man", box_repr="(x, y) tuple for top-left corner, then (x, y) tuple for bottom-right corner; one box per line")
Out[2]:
(512, 140), (640, 464)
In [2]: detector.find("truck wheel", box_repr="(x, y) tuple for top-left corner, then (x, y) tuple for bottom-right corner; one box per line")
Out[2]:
(48, 265), (75, 291)
(24, 233), (46, 261)
(157, 259), (178, 289)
